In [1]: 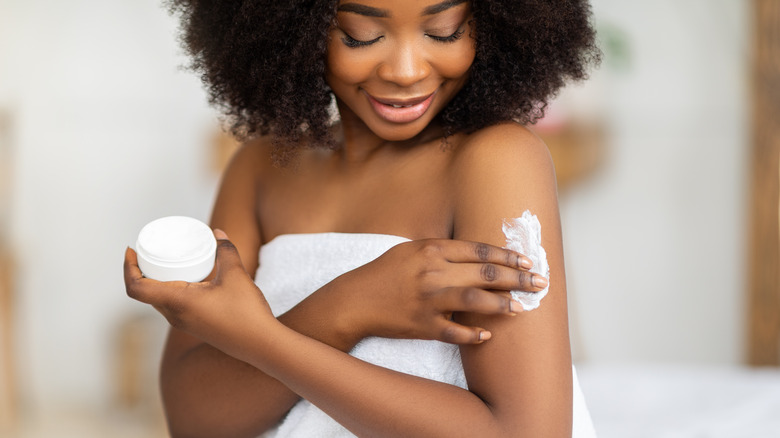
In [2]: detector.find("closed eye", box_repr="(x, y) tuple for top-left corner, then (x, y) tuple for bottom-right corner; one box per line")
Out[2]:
(427, 27), (465, 43)
(341, 31), (384, 48)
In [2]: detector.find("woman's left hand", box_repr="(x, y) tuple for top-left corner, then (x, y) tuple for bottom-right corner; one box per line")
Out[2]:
(123, 230), (273, 357)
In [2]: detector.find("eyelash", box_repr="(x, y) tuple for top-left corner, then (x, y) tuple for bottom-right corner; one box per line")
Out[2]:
(341, 34), (383, 48)
(428, 28), (465, 43)
(340, 27), (465, 48)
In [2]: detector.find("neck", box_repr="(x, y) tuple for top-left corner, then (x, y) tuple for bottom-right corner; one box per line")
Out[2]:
(335, 103), (446, 165)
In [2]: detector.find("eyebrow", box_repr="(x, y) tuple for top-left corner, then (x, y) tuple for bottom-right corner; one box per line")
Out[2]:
(422, 0), (468, 16)
(337, 0), (468, 18)
(337, 3), (389, 17)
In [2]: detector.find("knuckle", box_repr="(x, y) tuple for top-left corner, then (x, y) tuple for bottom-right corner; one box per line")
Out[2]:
(518, 271), (534, 290)
(415, 266), (437, 285)
(480, 263), (498, 282)
(125, 284), (140, 300)
(461, 287), (480, 306)
(124, 278), (146, 301)
(440, 324), (461, 343)
(218, 239), (239, 254)
(419, 240), (443, 259)
(474, 243), (490, 262)
(419, 286), (438, 301)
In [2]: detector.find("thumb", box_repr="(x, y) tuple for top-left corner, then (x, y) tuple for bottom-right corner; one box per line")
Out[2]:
(438, 320), (493, 345)
(214, 228), (229, 240)
(213, 229), (245, 275)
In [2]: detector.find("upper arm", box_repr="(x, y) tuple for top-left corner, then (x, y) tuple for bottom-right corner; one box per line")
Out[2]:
(451, 124), (572, 437)
(209, 140), (265, 276)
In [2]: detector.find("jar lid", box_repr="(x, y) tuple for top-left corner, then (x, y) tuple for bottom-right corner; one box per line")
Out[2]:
(136, 216), (216, 266)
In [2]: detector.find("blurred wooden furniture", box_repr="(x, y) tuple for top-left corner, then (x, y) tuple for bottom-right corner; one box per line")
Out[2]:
(747, 0), (780, 366)
(113, 312), (168, 432)
(0, 110), (17, 433)
(535, 120), (606, 191)
(0, 247), (16, 433)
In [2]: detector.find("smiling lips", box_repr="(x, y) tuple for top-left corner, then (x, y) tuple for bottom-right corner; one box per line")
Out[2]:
(365, 91), (436, 124)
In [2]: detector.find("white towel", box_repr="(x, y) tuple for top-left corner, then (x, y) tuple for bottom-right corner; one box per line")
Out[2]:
(255, 232), (595, 437)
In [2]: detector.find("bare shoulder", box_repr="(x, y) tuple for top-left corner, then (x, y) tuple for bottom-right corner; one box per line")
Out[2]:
(460, 121), (543, 147)
(451, 123), (555, 182)
(215, 135), (287, 205)
(211, 135), (272, 222)
(223, 135), (275, 181)
(449, 122), (558, 211)
(457, 122), (549, 154)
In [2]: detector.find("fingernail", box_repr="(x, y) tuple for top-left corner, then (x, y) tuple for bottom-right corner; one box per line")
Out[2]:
(519, 256), (533, 270)
(478, 330), (492, 341)
(213, 229), (228, 240)
(510, 300), (523, 314)
(533, 275), (548, 288)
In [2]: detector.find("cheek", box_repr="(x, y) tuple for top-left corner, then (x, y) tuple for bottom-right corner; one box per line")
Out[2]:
(326, 39), (375, 86)
(431, 40), (476, 80)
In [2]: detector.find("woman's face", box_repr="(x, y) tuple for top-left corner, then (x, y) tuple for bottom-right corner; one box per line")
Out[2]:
(326, 0), (476, 142)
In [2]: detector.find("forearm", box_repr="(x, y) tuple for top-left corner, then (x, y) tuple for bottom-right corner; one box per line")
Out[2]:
(161, 277), (364, 437)
(161, 338), (296, 437)
(241, 320), (537, 438)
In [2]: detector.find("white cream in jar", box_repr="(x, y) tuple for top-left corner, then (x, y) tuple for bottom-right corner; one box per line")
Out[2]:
(135, 216), (216, 282)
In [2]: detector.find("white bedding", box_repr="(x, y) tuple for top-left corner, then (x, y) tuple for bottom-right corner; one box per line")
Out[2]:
(576, 363), (780, 438)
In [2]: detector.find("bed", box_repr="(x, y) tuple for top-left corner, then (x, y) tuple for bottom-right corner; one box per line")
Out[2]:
(577, 364), (780, 437)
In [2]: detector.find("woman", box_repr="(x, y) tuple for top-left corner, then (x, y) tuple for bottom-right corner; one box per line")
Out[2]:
(124, 0), (600, 436)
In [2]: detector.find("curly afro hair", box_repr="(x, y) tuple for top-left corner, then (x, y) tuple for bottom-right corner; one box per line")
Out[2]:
(167, 0), (600, 158)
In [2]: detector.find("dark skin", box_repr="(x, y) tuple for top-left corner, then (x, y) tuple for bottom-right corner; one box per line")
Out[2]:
(124, 1), (572, 436)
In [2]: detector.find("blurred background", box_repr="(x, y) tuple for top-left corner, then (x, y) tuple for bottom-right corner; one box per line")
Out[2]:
(0, 0), (777, 437)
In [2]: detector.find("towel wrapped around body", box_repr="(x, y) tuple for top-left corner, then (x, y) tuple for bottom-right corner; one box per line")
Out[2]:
(255, 232), (596, 438)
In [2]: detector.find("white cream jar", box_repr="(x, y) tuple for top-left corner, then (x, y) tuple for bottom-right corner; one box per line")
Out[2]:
(135, 216), (217, 282)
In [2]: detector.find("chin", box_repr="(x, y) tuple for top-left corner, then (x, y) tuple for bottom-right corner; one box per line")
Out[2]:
(369, 119), (434, 143)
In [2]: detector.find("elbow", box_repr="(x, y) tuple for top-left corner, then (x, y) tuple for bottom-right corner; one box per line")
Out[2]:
(159, 387), (226, 438)
(162, 394), (277, 438)
(487, 410), (572, 438)
(164, 414), (255, 438)
(162, 407), (206, 438)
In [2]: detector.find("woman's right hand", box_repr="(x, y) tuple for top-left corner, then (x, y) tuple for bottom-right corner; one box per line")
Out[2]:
(330, 239), (548, 345)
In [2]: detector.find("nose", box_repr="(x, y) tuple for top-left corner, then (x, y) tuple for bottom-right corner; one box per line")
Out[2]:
(376, 43), (431, 87)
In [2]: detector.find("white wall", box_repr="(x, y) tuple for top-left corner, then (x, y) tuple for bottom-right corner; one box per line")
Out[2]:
(1, 0), (219, 410)
(0, 0), (751, 414)
(561, 0), (749, 365)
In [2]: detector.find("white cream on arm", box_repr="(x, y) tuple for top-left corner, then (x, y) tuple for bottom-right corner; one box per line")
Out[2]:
(502, 210), (550, 311)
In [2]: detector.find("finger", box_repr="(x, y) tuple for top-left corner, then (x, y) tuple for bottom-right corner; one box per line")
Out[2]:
(123, 247), (189, 306)
(123, 247), (143, 288)
(434, 240), (533, 270)
(436, 319), (492, 345)
(437, 287), (522, 315)
(213, 234), (246, 277)
(444, 262), (547, 292)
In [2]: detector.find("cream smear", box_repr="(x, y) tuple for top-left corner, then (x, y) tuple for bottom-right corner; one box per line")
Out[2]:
(503, 210), (549, 311)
